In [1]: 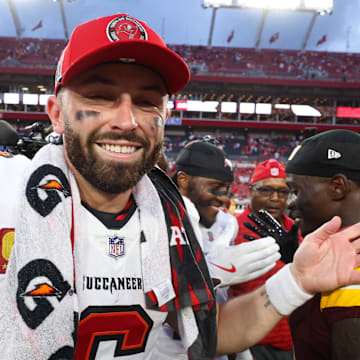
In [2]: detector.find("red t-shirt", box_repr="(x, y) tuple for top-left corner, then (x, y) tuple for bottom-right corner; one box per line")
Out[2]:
(231, 205), (301, 351)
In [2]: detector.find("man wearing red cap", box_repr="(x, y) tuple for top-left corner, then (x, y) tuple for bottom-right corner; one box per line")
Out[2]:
(2, 13), (360, 360)
(231, 159), (301, 360)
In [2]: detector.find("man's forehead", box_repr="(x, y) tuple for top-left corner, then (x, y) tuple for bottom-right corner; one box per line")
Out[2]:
(254, 177), (287, 187)
(69, 62), (168, 93)
(286, 173), (315, 185)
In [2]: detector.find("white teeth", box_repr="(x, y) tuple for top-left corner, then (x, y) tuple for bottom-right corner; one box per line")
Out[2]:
(101, 144), (136, 154)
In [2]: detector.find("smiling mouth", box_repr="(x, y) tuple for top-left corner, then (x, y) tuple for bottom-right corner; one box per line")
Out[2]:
(210, 204), (222, 211)
(99, 144), (139, 154)
(266, 208), (280, 213)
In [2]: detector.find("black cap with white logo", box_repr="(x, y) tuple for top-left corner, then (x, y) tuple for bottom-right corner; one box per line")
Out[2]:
(286, 129), (360, 181)
(175, 141), (234, 182)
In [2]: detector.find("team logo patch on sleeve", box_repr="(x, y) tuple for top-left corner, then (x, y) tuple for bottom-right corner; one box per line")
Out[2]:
(108, 236), (125, 258)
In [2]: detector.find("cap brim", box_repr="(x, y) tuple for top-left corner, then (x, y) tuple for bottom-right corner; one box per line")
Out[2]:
(60, 40), (190, 95)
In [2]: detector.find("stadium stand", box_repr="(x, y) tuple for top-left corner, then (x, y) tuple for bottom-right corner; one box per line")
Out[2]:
(0, 37), (359, 82)
(1, 37), (360, 207)
(169, 44), (360, 83)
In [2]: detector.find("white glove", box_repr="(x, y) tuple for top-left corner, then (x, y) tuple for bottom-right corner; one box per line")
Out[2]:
(206, 236), (281, 288)
(200, 210), (239, 255)
(211, 210), (239, 246)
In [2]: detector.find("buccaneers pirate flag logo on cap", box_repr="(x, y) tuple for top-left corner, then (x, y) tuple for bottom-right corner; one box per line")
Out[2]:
(107, 16), (147, 41)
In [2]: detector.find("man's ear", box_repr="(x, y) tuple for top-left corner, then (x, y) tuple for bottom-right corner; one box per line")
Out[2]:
(329, 174), (348, 201)
(47, 95), (64, 134)
(162, 108), (170, 129)
(176, 171), (191, 195)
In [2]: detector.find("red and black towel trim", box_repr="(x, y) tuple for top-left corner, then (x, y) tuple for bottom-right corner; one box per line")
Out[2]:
(146, 168), (217, 360)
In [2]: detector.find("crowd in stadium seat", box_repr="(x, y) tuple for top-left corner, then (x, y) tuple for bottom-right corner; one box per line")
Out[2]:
(169, 44), (360, 82)
(0, 37), (65, 68)
(164, 133), (301, 159)
(1, 37), (360, 82)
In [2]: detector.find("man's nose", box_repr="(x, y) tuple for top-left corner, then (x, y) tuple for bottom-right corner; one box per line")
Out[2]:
(107, 94), (138, 131)
(269, 190), (281, 201)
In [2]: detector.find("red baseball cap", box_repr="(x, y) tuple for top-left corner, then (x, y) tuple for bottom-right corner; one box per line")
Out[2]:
(55, 14), (190, 95)
(249, 159), (286, 185)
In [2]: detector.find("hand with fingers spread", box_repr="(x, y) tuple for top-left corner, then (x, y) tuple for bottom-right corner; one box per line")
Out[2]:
(207, 236), (281, 288)
(243, 209), (299, 264)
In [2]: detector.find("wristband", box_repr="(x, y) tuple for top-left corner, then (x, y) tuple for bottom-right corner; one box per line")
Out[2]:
(265, 264), (313, 315)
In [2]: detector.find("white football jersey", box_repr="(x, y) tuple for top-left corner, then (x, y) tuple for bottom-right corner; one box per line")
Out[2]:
(74, 204), (170, 359)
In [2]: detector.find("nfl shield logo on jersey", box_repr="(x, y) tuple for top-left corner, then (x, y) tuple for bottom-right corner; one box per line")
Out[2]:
(108, 236), (125, 258)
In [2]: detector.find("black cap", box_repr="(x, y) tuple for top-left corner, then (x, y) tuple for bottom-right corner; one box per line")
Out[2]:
(286, 129), (360, 181)
(0, 120), (19, 146)
(175, 141), (234, 182)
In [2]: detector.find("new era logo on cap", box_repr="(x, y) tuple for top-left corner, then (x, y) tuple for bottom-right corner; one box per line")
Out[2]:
(224, 158), (233, 171)
(328, 149), (341, 160)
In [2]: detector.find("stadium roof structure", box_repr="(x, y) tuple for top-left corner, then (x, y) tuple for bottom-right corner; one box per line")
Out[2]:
(202, 0), (334, 50)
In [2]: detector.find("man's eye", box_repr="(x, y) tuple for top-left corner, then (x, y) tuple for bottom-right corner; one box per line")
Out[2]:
(209, 188), (231, 196)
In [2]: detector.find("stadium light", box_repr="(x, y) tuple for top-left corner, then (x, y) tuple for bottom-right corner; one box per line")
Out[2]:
(202, 0), (334, 14)
(221, 102), (237, 113)
(240, 102), (255, 114)
(291, 105), (321, 117)
(256, 103), (272, 115)
(23, 94), (39, 105)
(274, 104), (291, 109)
(39, 94), (51, 106)
(304, 0), (333, 13)
(203, 0), (333, 13)
(4, 93), (19, 105)
(247, 0), (301, 10)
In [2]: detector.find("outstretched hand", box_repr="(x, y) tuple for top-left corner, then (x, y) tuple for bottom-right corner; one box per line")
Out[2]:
(207, 236), (280, 288)
(291, 216), (360, 294)
(243, 209), (299, 263)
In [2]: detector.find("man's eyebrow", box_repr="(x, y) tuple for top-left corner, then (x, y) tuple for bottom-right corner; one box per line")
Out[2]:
(79, 76), (167, 94)
(138, 84), (168, 95)
(80, 75), (117, 86)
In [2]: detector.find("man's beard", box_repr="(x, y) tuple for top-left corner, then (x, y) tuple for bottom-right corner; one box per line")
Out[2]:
(186, 180), (214, 228)
(64, 124), (163, 194)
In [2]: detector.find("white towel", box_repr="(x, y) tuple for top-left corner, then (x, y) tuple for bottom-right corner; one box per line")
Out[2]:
(0, 144), (187, 359)
(0, 143), (217, 359)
